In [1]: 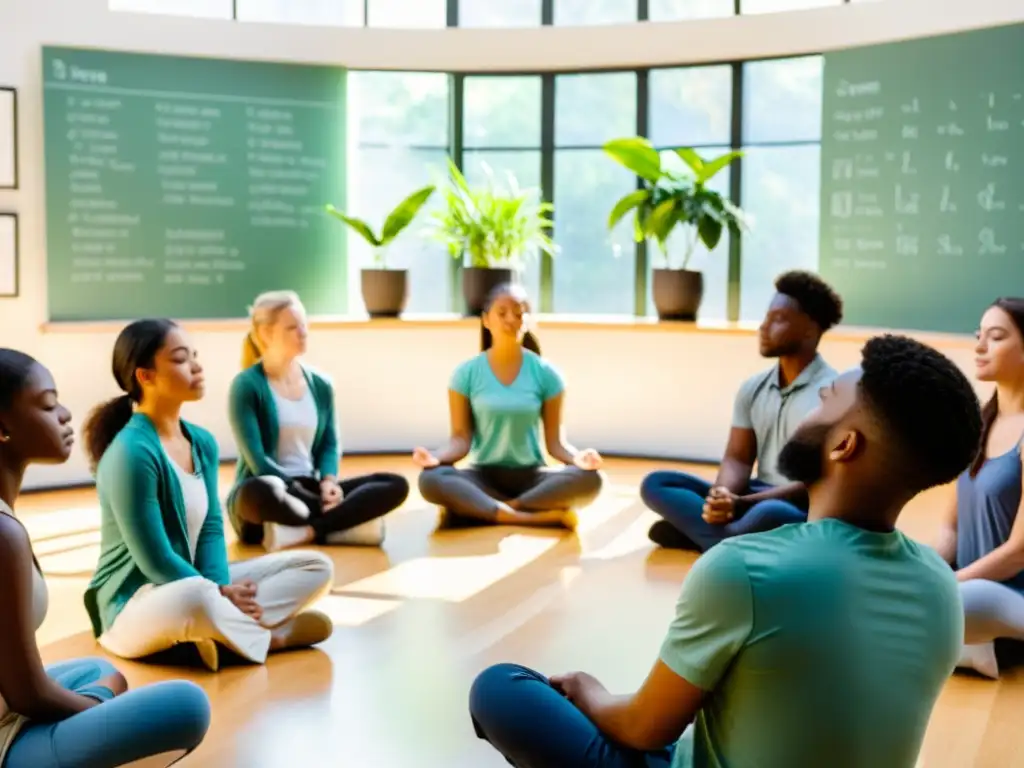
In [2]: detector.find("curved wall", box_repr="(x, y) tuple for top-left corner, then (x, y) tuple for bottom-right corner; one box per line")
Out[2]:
(0, 0), (1016, 488)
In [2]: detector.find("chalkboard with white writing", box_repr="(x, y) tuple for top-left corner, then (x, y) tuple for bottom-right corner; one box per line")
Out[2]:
(43, 46), (348, 321)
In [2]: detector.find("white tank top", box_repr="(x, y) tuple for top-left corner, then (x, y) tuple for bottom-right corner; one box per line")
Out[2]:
(164, 452), (209, 560)
(0, 500), (49, 762)
(271, 385), (319, 477)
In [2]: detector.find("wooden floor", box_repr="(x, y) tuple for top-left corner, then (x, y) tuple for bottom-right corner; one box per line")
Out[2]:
(21, 457), (1023, 767)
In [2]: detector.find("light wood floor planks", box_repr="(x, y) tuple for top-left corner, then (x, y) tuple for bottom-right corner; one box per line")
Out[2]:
(17, 457), (1022, 767)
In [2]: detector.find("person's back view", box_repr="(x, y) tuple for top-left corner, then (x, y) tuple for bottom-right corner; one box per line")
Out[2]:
(670, 519), (961, 768)
(469, 334), (981, 768)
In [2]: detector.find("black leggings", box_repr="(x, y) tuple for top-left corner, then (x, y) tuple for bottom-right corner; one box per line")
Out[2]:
(234, 473), (410, 546)
(418, 464), (603, 524)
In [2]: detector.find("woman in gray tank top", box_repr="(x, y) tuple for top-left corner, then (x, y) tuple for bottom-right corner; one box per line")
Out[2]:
(933, 298), (1024, 679)
(0, 349), (211, 767)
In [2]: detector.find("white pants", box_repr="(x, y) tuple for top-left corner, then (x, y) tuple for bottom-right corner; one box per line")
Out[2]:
(98, 550), (334, 665)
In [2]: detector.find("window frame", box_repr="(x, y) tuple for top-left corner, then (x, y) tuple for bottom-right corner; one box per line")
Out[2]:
(124, 0), (850, 318)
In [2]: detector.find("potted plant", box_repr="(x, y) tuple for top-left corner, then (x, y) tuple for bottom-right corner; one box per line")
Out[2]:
(325, 184), (436, 318)
(427, 158), (556, 316)
(604, 138), (747, 321)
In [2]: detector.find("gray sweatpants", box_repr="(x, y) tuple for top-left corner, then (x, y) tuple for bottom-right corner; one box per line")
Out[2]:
(957, 579), (1024, 678)
(961, 579), (1024, 644)
(418, 464), (603, 523)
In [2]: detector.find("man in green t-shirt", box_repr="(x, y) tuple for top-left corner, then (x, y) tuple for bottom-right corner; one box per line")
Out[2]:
(469, 334), (981, 768)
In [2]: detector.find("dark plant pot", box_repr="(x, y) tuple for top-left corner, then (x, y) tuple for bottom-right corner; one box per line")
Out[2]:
(462, 267), (514, 317)
(651, 268), (704, 321)
(361, 268), (408, 319)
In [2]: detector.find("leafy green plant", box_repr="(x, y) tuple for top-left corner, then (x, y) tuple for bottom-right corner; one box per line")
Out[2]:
(426, 157), (556, 270)
(604, 138), (748, 271)
(325, 184), (436, 269)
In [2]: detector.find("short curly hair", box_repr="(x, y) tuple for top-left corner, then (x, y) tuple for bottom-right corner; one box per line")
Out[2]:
(775, 271), (844, 332)
(858, 334), (981, 493)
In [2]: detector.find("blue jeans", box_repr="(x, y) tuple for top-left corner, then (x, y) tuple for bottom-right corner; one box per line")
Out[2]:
(640, 470), (808, 552)
(469, 663), (675, 768)
(5, 657), (211, 768)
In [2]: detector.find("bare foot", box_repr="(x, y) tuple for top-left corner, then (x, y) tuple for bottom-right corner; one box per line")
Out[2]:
(495, 506), (573, 528)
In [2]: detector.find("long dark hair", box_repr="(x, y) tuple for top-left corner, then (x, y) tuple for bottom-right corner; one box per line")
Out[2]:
(969, 297), (1024, 478)
(82, 318), (177, 470)
(479, 282), (541, 355)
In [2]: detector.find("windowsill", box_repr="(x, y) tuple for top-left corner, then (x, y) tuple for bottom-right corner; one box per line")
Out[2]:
(38, 313), (974, 346)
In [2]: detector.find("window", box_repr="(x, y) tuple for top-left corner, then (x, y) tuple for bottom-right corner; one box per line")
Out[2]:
(648, 0), (735, 20)
(464, 76), (543, 299)
(555, 72), (636, 147)
(553, 73), (637, 315)
(742, 56), (822, 144)
(554, 0), (638, 25)
(366, 0), (447, 27)
(464, 77), (542, 149)
(739, 55), (823, 322)
(737, 146), (820, 321)
(740, 0), (842, 13)
(108, 0), (231, 17)
(236, 0), (364, 26)
(459, 0), (541, 27)
(348, 72), (451, 313)
(649, 65), (733, 147)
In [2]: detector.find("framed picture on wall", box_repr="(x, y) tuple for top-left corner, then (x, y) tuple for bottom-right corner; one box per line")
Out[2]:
(0, 88), (15, 189)
(0, 213), (18, 297)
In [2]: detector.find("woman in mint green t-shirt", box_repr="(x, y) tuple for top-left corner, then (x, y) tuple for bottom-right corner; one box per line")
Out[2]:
(414, 283), (604, 529)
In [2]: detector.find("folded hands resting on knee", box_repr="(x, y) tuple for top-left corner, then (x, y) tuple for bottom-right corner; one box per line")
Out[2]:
(220, 579), (262, 621)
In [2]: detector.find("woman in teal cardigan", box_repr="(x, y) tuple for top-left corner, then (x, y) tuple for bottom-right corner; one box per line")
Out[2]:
(226, 290), (408, 552)
(83, 319), (335, 673)
(0, 347), (210, 767)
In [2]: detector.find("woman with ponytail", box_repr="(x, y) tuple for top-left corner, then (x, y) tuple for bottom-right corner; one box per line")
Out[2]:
(0, 348), (210, 767)
(934, 298), (1024, 679)
(227, 290), (409, 552)
(83, 319), (335, 673)
(414, 282), (604, 529)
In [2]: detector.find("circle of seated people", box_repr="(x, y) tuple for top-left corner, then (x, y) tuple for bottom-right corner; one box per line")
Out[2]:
(0, 278), (1022, 766)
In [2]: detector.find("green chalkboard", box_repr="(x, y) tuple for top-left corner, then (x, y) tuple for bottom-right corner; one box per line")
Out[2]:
(42, 46), (348, 321)
(818, 24), (1024, 334)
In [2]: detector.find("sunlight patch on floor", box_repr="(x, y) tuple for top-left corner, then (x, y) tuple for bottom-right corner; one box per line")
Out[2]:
(580, 509), (660, 561)
(314, 593), (403, 627)
(573, 485), (639, 535)
(338, 534), (560, 602)
(19, 505), (100, 540)
(455, 566), (582, 656)
(38, 543), (103, 576)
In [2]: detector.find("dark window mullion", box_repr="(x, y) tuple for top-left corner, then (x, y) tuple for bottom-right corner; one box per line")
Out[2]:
(635, 68), (649, 317)
(726, 62), (744, 323)
(540, 74), (555, 313)
(449, 73), (464, 313)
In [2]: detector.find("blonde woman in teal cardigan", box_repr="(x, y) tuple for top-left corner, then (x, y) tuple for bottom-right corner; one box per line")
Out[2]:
(82, 319), (335, 672)
(226, 291), (408, 552)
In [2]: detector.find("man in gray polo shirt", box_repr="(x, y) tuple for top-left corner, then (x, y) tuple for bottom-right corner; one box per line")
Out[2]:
(641, 271), (843, 551)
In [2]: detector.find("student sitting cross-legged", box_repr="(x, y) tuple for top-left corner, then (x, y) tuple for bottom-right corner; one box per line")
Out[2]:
(227, 290), (409, 552)
(470, 334), (980, 768)
(641, 270), (843, 552)
(414, 282), (603, 530)
(0, 348), (211, 768)
(83, 319), (335, 673)
(933, 298), (1024, 679)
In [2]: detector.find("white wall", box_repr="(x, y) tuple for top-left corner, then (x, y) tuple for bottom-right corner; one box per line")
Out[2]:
(0, 0), (1013, 488)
